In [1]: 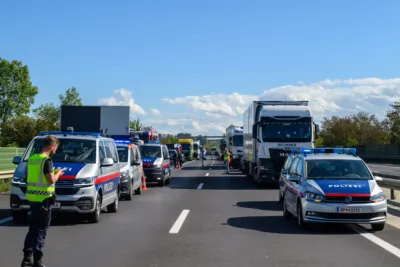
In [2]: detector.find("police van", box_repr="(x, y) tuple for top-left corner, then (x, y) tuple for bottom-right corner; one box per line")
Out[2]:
(10, 131), (121, 224)
(139, 140), (171, 187)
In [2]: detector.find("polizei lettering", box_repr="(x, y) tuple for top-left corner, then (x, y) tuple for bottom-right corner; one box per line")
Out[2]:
(328, 184), (362, 188)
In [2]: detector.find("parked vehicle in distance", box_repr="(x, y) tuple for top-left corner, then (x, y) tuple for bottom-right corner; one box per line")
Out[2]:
(140, 141), (171, 187)
(115, 140), (143, 200)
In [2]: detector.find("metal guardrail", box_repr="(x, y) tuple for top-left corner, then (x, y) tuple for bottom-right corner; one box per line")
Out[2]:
(0, 171), (13, 181)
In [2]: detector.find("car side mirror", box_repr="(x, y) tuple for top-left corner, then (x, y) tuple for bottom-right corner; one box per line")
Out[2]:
(12, 156), (22, 165)
(374, 176), (383, 182)
(131, 160), (140, 166)
(288, 175), (300, 182)
(101, 158), (114, 167)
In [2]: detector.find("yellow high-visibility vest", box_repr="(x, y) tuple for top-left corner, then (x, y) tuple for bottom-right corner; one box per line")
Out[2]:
(26, 154), (55, 202)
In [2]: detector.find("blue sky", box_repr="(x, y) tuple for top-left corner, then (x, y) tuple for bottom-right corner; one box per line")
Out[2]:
(1, 0), (400, 134)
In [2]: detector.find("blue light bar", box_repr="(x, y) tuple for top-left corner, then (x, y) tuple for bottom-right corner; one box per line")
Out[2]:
(39, 131), (101, 137)
(290, 147), (357, 155)
(148, 140), (160, 144)
(115, 140), (131, 144)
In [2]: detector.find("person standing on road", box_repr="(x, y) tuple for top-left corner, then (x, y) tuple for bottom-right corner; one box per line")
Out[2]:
(223, 149), (231, 174)
(21, 135), (64, 267)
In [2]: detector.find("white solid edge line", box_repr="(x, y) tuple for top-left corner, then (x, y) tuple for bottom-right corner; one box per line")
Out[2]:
(169, 209), (190, 234)
(205, 173), (209, 176)
(197, 183), (204, 189)
(348, 224), (400, 259)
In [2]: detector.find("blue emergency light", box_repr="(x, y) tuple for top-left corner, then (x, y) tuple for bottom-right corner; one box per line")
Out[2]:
(39, 131), (101, 137)
(148, 140), (160, 144)
(114, 140), (131, 144)
(290, 147), (357, 155)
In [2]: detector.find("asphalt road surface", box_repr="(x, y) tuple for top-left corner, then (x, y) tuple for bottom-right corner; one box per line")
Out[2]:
(367, 163), (400, 178)
(0, 157), (400, 267)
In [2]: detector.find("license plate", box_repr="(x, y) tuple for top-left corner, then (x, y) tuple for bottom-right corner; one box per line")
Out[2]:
(337, 207), (361, 213)
(53, 202), (61, 209)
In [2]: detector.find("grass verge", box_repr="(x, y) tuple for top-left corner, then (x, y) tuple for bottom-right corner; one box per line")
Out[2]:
(0, 179), (11, 193)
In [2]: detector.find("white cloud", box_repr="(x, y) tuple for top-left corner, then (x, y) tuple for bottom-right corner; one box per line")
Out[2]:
(98, 88), (145, 115)
(98, 78), (400, 136)
(150, 108), (160, 115)
(161, 77), (400, 135)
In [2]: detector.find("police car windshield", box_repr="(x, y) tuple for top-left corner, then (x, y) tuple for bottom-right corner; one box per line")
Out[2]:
(140, 145), (161, 158)
(306, 159), (372, 180)
(116, 146), (128, 162)
(23, 138), (97, 163)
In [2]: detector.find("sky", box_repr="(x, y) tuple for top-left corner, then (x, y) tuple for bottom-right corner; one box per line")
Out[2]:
(1, 0), (400, 135)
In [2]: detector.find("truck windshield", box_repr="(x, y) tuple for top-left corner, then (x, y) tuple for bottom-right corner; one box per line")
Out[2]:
(23, 138), (97, 163)
(116, 146), (128, 162)
(140, 146), (161, 158)
(233, 135), (243, 146)
(181, 144), (191, 151)
(262, 122), (311, 142)
(306, 159), (372, 180)
(193, 144), (199, 150)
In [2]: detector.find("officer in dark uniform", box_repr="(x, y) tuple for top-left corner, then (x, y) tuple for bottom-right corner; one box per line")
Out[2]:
(21, 135), (64, 267)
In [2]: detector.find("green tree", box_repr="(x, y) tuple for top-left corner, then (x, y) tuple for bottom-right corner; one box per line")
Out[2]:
(33, 103), (60, 131)
(0, 115), (38, 147)
(59, 87), (82, 106)
(0, 58), (38, 127)
(130, 118), (143, 131)
(384, 101), (400, 144)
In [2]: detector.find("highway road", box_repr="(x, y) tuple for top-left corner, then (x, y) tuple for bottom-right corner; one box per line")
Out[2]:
(0, 157), (400, 266)
(367, 163), (400, 178)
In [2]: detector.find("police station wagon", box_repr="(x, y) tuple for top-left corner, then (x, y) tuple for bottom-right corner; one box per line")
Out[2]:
(281, 148), (387, 231)
(10, 131), (121, 224)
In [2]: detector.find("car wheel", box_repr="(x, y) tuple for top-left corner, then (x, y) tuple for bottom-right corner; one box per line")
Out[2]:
(283, 197), (291, 219)
(126, 180), (133, 201)
(88, 195), (101, 223)
(107, 187), (119, 213)
(371, 223), (385, 231)
(278, 189), (283, 203)
(297, 201), (306, 229)
(158, 174), (165, 187)
(134, 180), (142, 195)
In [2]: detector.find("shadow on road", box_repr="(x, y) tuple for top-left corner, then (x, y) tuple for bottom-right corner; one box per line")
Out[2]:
(0, 208), (11, 220)
(225, 216), (357, 235)
(0, 210), (116, 227)
(167, 176), (264, 190)
(235, 201), (282, 211)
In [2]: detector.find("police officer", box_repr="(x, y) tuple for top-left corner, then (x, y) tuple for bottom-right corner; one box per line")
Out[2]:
(223, 149), (231, 174)
(21, 135), (64, 267)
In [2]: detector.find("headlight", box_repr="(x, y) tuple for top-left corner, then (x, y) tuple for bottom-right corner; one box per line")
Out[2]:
(153, 164), (162, 169)
(305, 192), (324, 202)
(120, 170), (130, 181)
(74, 177), (95, 185)
(370, 192), (386, 202)
(12, 176), (26, 185)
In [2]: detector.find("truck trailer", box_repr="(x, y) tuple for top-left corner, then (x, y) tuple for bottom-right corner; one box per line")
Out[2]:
(60, 105), (130, 136)
(225, 125), (243, 169)
(193, 140), (200, 160)
(178, 138), (194, 161)
(242, 101), (319, 186)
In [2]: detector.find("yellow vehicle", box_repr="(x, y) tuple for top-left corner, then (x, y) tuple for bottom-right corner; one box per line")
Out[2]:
(178, 138), (194, 161)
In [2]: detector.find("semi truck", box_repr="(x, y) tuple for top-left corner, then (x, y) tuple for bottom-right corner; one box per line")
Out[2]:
(60, 105), (130, 137)
(193, 140), (201, 160)
(242, 101), (319, 186)
(226, 125), (244, 169)
(178, 138), (194, 161)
